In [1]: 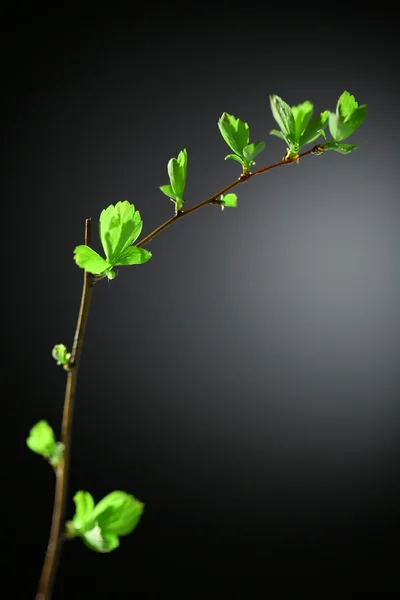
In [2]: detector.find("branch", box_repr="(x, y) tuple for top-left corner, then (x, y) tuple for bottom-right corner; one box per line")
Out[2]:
(36, 220), (95, 600)
(136, 148), (316, 249)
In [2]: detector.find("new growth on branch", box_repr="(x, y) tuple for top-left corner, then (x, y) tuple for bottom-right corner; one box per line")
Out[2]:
(27, 90), (366, 599)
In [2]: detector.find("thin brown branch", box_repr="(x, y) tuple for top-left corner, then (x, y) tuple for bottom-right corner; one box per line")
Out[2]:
(36, 220), (95, 600)
(136, 148), (316, 249)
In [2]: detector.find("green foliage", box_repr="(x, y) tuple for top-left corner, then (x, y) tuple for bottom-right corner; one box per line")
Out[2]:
(328, 91), (367, 142)
(269, 94), (329, 158)
(52, 344), (71, 367)
(324, 141), (359, 154)
(26, 420), (64, 466)
(26, 421), (56, 457)
(218, 112), (265, 172)
(220, 193), (238, 210)
(73, 201), (152, 278)
(160, 149), (188, 211)
(67, 490), (144, 553)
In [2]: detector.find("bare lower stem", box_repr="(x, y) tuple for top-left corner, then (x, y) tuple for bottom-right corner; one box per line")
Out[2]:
(136, 148), (315, 248)
(36, 220), (95, 600)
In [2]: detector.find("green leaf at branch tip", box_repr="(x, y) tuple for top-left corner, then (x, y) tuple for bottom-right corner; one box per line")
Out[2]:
(26, 420), (56, 457)
(269, 95), (296, 142)
(337, 91), (358, 118)
(99, 201), (143, 263)
(329, 91), (367, 142)
(52, 344), (71, 366)
(167, 149), (187, 198)
(69, 490), (144, 553)
(218, 112), (250, 157)
(220, 193), (238, 210)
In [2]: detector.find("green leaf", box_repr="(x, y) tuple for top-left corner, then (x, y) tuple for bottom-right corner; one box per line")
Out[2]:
(68, 489), (144, 553)
(346, 105), (367, 130)
(221, 193), (238, 209)
(159, 184), (178, 201)
(91, 491), (144, 537)
(72, 491), (95, 532)
(291, 100), (313, 141)
(325, 141), (359, 154)
(242, 141), (265, 162)
(269, 129), (288, 142)
(269, 95), (296, 142)
(218, 112), (249, 157)
(300, 110), (329, 147)
(113, 246), (152, 266)
(26, 420), (56, 457)
(329, 91), (367, 142)
(73, 245), (110, 275)
(82, 526), (120, 553)
(99, 201), (143, 263)
(52, 344), (71, 366)
(167, 148), (187, 199)
(337, 91), (358, 118)
(225, 154), (245, 166)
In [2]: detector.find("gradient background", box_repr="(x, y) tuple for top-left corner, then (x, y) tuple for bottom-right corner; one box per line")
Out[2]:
(4, 4), (400, 598)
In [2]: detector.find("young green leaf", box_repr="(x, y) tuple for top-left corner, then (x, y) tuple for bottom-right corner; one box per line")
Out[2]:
(269, 95), (296, 142)
(337, 91), (359, 118)
(112, 247), (152, 266)
(291, 100), (314, 141)
(218, 112), (250, 157)
(26, 420), (56, 457)
(73, 245), (110, 275)
(99, 201), (143, 263)
(82, 526), (120, 553)
(52, 344), (71, 366)
(269, 129), (288, 142)
(159, 184), (178, 201)
(242, 141), (266, 163)
(91, 491), (144, 537)
(67, 490), (144, 553)
(71, 491), (96, 532)
(161, 149), (188, 211)
(328, 91), (367, 142)
(324, 141), (359, 154)
(225, 154), (245, 167)
(220, 193), (238, 210)
(299, 110), (329, 147)
(74, 202), (150, 277)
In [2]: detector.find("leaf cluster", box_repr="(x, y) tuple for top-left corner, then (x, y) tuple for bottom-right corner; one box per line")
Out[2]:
(218, 113), (265, 172)
(74, 201), (151, 278)
(67, 490), (144, 552)
(269, 91), (366, 158)
(269, 95), (329, 158)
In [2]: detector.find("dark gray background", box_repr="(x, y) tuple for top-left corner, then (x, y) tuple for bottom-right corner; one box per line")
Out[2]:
(4, 3), (399, 598)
